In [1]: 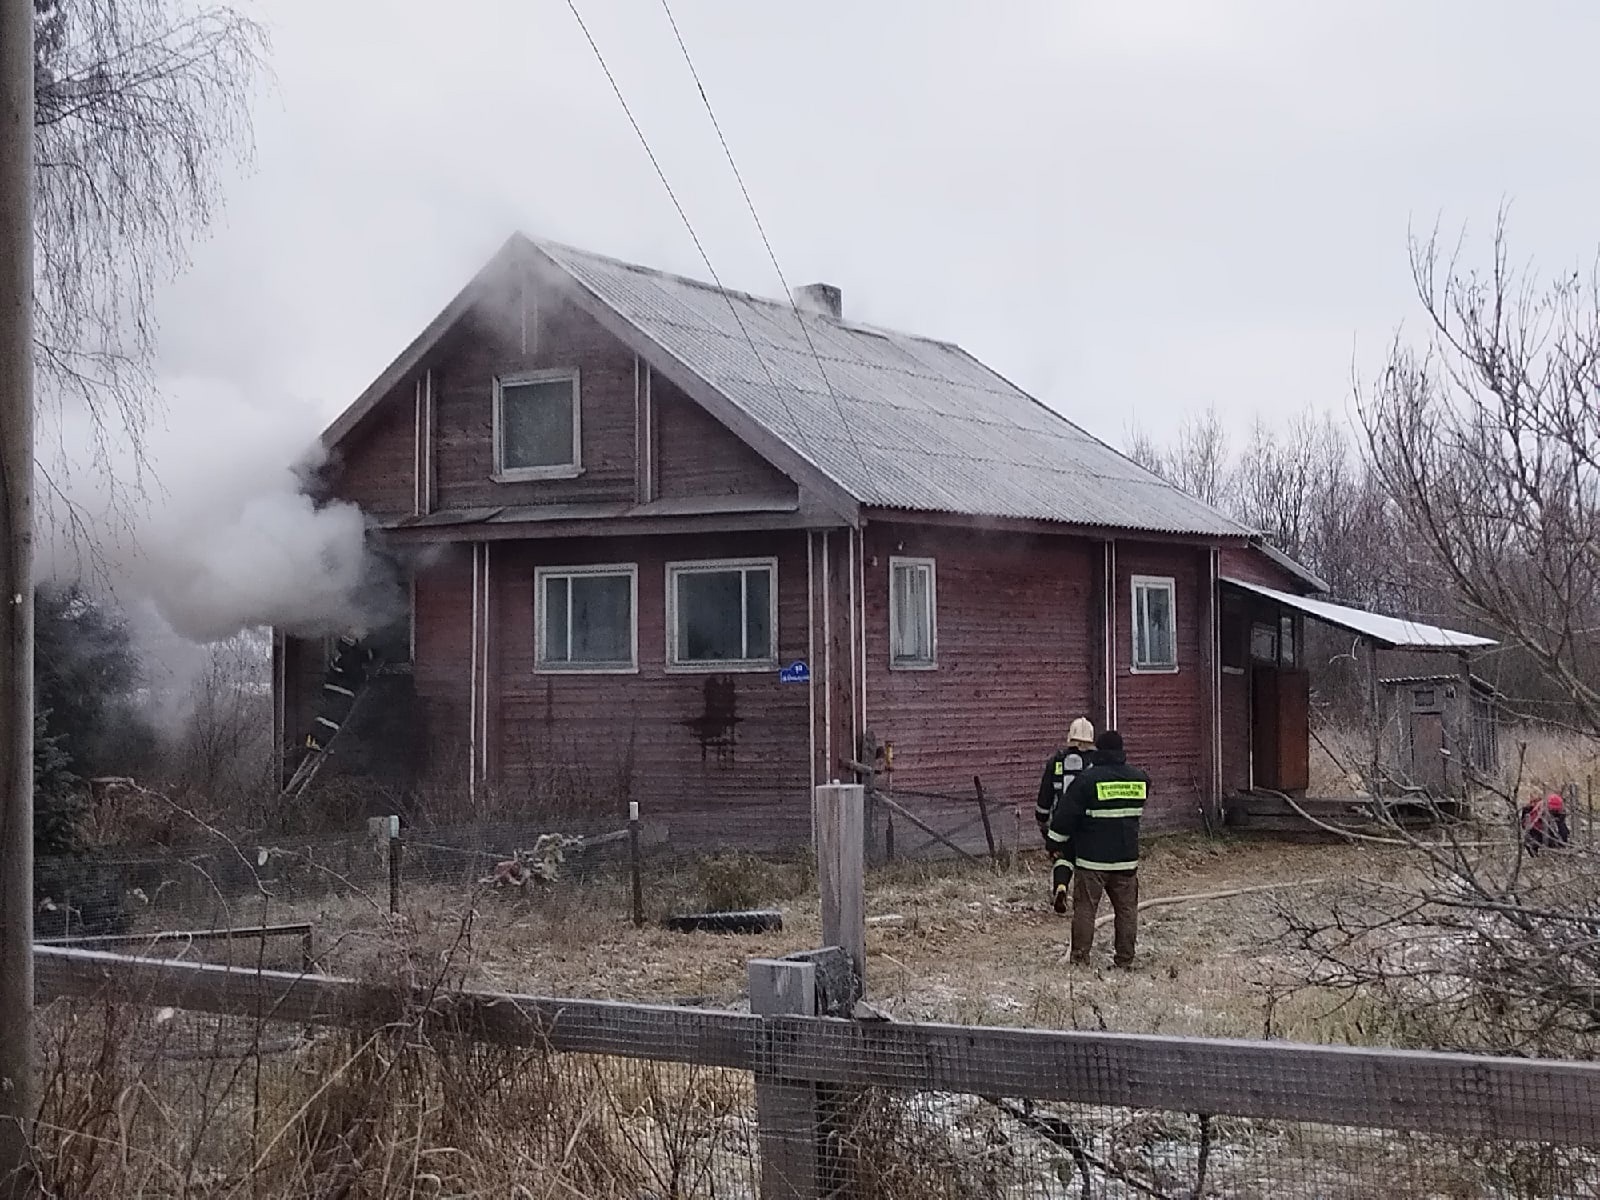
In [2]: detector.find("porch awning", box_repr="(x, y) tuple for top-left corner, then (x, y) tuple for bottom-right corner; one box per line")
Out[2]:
(1220, 577), (1497, 651)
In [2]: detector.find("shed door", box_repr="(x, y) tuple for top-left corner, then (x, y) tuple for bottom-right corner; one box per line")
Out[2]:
(1410, 711), (1446, 791)
(1251, 667), (1310, 792)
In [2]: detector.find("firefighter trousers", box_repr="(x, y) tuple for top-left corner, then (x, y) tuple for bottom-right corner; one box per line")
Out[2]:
(1070, 868), (1138, 967)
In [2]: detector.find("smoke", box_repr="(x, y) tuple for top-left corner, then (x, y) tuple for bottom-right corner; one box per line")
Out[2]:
(39, 376), (402, 648)
(139, 441), (391, 643)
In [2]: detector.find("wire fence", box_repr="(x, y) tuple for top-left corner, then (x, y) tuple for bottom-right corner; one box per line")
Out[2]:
(32, 944), (1600, 1199)
(32, 785), (1008, 954)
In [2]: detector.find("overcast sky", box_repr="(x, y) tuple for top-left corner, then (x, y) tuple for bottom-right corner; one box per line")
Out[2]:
(138, 0), (1600, 472)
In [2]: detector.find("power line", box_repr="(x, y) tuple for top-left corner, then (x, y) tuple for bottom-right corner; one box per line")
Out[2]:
(561, 0), (820, 462)
(655, 0), (868, 475)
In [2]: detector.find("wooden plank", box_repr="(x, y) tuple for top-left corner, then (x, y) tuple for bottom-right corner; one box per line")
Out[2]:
(759, 1018), (1600, 1146)
(813, 784), (866, 997)
(34, 946), (758, 1070)
(749, 959), (820, 1200)
(38, 923), (313, 949)
(34, 946), (1600, 1147)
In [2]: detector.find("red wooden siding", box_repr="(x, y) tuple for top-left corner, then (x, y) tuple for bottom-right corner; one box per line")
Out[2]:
(653, 377), (796, 500)
(329, 396), (413, 519)
(433, 300), (637, 510)
(1218, 545), (1308, 593)
(862, 523), (1100, 830)
(327, 292), (804, 521)
(483, 531), (814, 843)
(1112, 542), (1211, 830)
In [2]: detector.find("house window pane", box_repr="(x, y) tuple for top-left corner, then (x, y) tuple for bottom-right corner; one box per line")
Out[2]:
(570, 575), (632, 663)
(543, 576), (570, 663)
(744, 568), (772, 661)
(537, 569), (634, 669)
(890, 560), (935, 666)
(1279, 615), (1297, 667)
(672, 563), (777, 665)
(677, 570), (746, 661)
(501, 377), (576, 470)
(1133, 578), (1177, 670)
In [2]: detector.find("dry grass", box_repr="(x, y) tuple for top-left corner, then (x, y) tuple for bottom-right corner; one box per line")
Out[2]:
(217, 834), (1407, 1047)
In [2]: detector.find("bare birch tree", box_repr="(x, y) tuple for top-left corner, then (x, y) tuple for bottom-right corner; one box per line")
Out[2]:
(32, 0), (266, 510)
(1358, 214), (1600, 737)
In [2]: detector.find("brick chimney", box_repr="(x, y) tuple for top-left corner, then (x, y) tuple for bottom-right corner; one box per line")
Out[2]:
(793, 282), (842, 319)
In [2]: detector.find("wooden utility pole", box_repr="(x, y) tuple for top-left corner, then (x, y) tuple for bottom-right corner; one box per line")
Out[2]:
(0, 0), (35, 1190)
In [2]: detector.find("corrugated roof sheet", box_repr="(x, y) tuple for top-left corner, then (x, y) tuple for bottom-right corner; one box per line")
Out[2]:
(536, 240), (1252, 537)
(1221, 577), (1498, 650)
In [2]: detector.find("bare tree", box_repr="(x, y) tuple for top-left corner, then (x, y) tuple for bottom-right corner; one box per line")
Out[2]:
(32, 0), (266, 514)
(1127, 404), (1232, 508)
(1358, 214), (1600, 737)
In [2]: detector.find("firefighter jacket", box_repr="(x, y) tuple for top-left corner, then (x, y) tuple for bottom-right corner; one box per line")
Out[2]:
(1036, 749), (1094, 846)
(1050, 747), (1150, 872)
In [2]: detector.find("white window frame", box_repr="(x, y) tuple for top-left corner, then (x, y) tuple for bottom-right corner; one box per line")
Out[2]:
(534, 563), (639, 674)
(493, 368), (583, 481)
(1130, 574), (1179, 674)
(888, 556), (937, 670)
(666, 557), (779, 673)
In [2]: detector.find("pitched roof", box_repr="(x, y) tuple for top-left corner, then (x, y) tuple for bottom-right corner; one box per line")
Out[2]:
(326, 235), (1255, 539)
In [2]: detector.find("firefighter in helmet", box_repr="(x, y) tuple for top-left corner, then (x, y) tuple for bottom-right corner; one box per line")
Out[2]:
(1037, 717), (1097, 914)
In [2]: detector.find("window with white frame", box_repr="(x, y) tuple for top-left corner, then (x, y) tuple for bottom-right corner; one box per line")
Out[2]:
(668, 559), (776, 669)
(1131, 575), (1178, 672)
(495, 370), (580, 478)
(889, 557), (936, 668)
(536, 565), (637, 671)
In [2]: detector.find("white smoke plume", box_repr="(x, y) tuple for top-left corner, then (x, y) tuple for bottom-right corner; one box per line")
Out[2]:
(138, 442), (376, 642)
(40, 376), (397, 646)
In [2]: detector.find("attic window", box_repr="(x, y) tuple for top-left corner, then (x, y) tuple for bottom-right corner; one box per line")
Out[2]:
(494, 370), (581, 480)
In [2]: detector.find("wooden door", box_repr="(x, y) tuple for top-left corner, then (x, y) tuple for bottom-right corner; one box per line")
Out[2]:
(1251, 667), (1310, 792)
(1276, 669), (1311, 792)
(1411, 711), (1446, 791)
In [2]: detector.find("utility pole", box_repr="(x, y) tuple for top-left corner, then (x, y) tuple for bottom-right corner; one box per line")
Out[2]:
(0, 0), (36, 1192)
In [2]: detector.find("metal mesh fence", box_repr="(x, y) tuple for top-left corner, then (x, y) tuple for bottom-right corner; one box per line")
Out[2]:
(32, 982), (1600, 1199)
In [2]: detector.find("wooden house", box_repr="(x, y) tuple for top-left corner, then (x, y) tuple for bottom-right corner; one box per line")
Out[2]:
(274, 236), (1494, 852)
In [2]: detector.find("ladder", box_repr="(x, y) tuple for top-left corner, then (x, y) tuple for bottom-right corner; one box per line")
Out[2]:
(281, 637), (383, 803)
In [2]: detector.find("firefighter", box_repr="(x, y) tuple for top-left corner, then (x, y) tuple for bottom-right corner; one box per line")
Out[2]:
(1038, 718), (1097, 914)
(1050, 729), (1149, 969)
(306, 635), (378, 752)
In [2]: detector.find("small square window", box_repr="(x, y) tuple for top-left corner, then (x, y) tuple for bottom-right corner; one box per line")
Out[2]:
(1250, 622), (1278, 664)
(536, 566), (637, 672)
(495, 371), (580, 478)
(668, 559), (778, 671)
(1131, 576), (1178, 672)
(889, 557), (936, 669)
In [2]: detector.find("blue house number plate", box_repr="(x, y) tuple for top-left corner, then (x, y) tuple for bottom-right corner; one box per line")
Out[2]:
(779, 660), (810, 683)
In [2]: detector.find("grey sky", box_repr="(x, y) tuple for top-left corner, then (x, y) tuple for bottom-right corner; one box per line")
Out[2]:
(147, 0), (1600, 463)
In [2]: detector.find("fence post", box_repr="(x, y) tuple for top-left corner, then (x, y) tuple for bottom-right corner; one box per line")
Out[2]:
(750, 957), (820, 1199)
(386, 815), (402, 915)
(813, 783), (866, 999)
(629, 800), (644, 927)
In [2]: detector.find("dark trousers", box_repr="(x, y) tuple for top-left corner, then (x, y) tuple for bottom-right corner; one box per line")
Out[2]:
(1070, 868), (1139, 967)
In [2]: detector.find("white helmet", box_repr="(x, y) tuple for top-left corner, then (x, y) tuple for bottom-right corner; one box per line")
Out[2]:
(1067, 717), (1095, 747)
